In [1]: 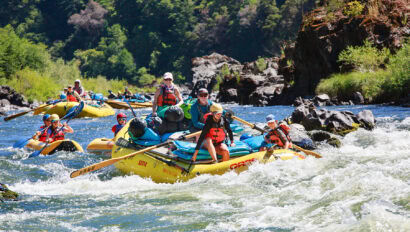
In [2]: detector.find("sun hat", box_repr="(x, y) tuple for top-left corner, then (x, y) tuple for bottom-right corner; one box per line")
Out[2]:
(266, 114), (275, 123)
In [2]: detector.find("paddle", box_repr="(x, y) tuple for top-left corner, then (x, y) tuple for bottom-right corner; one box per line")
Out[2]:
(70, 130), (202, 178)
(125, 99), (137, 117)
(13, 126), (50, 148)
(4, 100), (62, 122)
(231, 116), (322, 158)
(28, 101), (84, 158)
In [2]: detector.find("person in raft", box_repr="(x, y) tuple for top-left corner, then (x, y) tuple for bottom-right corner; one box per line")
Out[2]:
(151, 72), (183, 117)
(191, 103), (235, 163)
(190, 88), (213, 133)
(123, 86), (133, 99)
(112, 113), (127, 136)
(66, 85), (82, 102)
(46, 114), (74, 143)
(259, 114), (292, 151)
(32, 114), (52, 142)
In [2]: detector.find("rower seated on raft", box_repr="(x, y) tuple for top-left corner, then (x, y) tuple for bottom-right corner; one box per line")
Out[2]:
(191, 103), (235, 163)
(259, 114), (292, 151)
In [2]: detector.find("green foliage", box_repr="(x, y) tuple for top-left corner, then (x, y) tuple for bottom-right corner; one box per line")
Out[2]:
(338, 41), (390, 72)
(0, 68), (61, 102)
(0, 25), (51, 79)
(382, 42), (410, 100)
(343, 1), (364, 17)
(137, 67), (156, 86)
(221, 64), (230, 76)
(316, 71), (386, 101)
(255, 58), (267, 72)
(317, 41), (410, 102)
(81, 76), (129, 95)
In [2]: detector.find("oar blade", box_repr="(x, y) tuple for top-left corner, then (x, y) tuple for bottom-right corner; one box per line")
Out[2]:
(28, 150), (42, 158)
(70, 158), (120, 178)
(13, 138), (30, 148)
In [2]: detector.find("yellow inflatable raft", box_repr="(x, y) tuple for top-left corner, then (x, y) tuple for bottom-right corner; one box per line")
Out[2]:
(111, 123), (306, 183)
(26, 139), (83, 155)
(86, 138), (113, 156)
(34, 102), (115, 118)
(105, 99), (152, 109)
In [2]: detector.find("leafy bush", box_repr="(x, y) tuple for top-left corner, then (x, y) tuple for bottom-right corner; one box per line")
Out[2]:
(382, 42), (410, 100)
(1, 69), (61, 102)
(137, 67), (156, 86)
(343, 1), (364, 17)
(317, 41), (410, 102)
(316, 71), (385, 101)
(338, 40), (390, 72)
(81, 76), (129, 96)
(255, 58), (267, 72)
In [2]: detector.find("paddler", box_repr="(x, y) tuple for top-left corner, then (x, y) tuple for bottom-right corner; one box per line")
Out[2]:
(112, 113), (127, 136)
(32, 114), (52, 142)
(46, 114), (73, 143)
(190, 88), (213, 133)
(191, 103), (235, 163)
(152, 72), (183, 117)
(259, 114), (292, 151)
(66, 85), (82, 102)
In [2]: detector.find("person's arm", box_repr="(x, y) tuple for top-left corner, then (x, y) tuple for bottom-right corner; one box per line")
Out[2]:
(224, 118), (235, 146)
(62, 123), (74, 133)
(194, 117), (211, 151)
(174, 87), (183, 106)
(191, 103), (205, 129)
(74, 91), (82, 101)
(152, 88), (160, 116)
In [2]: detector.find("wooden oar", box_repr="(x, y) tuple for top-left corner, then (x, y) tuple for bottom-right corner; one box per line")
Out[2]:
(231, 116), (322, 158)
(70, 131), (202, 178)
(4, 100), (61, 121)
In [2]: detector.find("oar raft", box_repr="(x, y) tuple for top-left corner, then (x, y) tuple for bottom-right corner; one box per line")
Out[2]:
(108, 122), (305, 183)
(25, 139), (83, 155)
(34, 102), (115, 118)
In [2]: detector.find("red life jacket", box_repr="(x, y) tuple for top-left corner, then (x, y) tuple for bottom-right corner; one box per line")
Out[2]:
(49, 127), (65, 142)
(67, 92), (78, 102)
(111, 124), (125, 136)
(266, 124), (292, 148)
(38, 125), (49, 142)
(204, 113), (226, 145)
(157, 85), (177, 106)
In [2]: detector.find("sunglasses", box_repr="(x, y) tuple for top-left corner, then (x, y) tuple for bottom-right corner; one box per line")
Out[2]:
(118, 118), (126, 121)
(199, 94), (208, 97)
(164, 79), (172, 81)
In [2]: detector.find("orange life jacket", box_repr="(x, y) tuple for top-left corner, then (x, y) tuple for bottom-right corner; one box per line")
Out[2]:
(67, 92), (78, 102)
(204, 113), (226, 145)
(38, 125), (49, 142)
(157, 85), (177, 106)
(49, 127), (65, 142)
(266, 124), (292, 148)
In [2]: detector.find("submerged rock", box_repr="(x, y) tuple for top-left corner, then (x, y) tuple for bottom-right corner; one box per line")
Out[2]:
(0, 183), (19, 201)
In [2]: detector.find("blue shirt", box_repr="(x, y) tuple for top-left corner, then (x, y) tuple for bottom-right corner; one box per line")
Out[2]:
(190, 99), (213, 129)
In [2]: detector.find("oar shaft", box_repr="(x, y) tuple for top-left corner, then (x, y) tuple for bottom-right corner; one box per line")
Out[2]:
(70, 130), (202, 178)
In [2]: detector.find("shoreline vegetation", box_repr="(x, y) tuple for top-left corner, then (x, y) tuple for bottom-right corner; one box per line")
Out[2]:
(316, 41), (409, 104)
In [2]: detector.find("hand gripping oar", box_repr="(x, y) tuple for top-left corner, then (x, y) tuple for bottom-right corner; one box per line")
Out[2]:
(28, 101), (85, 158)
(13, 126), (50, 148)
(70, 130), (202, 178)
(4, 100), (62, 122)
(231, 116), (322, 158)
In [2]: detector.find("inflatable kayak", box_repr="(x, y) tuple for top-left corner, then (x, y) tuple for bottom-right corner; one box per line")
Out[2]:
(86, 138), (113, 156)
(25, 139), (83, 155)
(33, 102), (115, 118)
(105, 99), (152, 109)
(111, 122), (305, 183)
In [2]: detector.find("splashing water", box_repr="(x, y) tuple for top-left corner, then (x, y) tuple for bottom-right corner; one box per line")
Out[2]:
(1, 105), (409, 231)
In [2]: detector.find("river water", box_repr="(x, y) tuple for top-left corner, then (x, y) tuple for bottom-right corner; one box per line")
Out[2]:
(0, 105), (409, 231)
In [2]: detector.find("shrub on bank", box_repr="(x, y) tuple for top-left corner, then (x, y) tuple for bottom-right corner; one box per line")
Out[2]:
(316, 41), (409, 103)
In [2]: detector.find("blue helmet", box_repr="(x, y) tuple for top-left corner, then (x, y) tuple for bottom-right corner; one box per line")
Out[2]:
(60, 94), (67, 100)
(43, 114), (51, 121)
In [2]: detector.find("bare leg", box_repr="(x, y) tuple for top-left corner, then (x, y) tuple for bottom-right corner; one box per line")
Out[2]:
(215, 143), (230, 162)
(202, 137), (217, 161)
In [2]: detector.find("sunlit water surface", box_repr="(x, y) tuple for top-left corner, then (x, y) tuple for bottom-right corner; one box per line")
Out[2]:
(1, 105), (409, 231)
